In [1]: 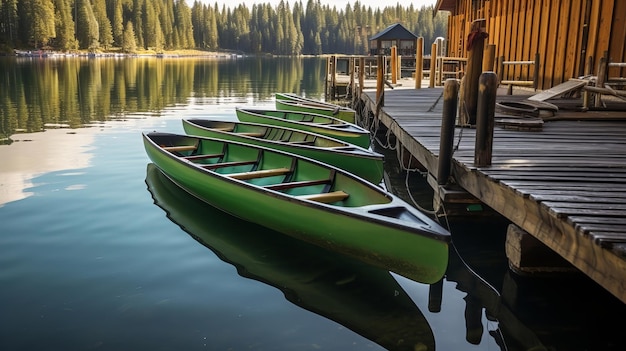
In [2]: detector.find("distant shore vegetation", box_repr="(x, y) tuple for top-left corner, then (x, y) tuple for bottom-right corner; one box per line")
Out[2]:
(0, 0), (447, 56)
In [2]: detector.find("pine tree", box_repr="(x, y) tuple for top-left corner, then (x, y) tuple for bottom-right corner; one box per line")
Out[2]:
(25, 0), (56, 48)
(53, 0), (77, 51)
(111, 0), (124, 47)
(93, 0), (113, 49)
(122, 20), (136, 52)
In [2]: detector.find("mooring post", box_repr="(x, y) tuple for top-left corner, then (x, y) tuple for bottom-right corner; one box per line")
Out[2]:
(415, 37), (424, 89)
(391, 46), (398, 84)
(437, 78), (459, 185)
(459, 19), (488, 126)
(474, 72), (498, 167)
(376, 55), (385, 108)
(358, 56), (365, 97)
(429, 42), (437, 88)
(483, 44), (496, 72)
(348, 57), (355, 99)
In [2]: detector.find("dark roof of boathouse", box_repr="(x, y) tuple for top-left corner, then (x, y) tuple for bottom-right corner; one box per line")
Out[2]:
(369, 23), (418, 41)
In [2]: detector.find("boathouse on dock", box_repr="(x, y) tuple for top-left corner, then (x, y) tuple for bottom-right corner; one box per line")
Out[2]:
(436, 0), (626, 90)
(369, 23), (419, 57)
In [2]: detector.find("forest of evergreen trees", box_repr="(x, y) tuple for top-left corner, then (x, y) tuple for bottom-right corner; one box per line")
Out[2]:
(0, 0), (448, 55)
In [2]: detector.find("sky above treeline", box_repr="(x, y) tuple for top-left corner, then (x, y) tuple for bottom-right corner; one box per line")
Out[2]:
(193, 0), (438, 10)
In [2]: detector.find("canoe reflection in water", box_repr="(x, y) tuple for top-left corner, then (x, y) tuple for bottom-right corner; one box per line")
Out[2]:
(145, 163), (435, 351)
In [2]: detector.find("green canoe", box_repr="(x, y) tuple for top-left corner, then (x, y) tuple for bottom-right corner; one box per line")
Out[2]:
(235, 107), (371, 149)
(145, 163), (436, 351)
(275, 92), (357, 123)
(181, 118), (384, 184)
(142, 131), (450, 284)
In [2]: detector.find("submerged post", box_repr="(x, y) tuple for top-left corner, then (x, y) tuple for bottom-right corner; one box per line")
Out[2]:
(437, 79), (460, 185)
(474, 72), (498, 167)
(415, 37), (424, 89)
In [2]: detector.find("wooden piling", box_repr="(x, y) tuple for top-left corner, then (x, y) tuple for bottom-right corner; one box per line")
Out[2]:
(391, 46), (398, 84)
(459, 19), (487, 126)
(358, 57), (365, 96)
(376, 55), (385, 108)
(437, 79), (459, 185)
(349, 57), (355, 99)
(474, 72), (498, 167)
(483, 44), (496, 72)
(415, 37), (424, 89)
(429, 42), (437, 88)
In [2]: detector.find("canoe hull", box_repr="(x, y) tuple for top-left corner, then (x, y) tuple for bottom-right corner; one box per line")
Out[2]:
(235, 108), (371, 149)
(275, 98), (356, 124)
(181, 119), (384, 183)
(143, 132), (450, 284)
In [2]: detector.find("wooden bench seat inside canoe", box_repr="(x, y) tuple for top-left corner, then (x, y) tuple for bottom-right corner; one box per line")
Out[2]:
(264, 179), (330, 191)
(297, 190), (349, 203)
(200, 160), (257, 169)
(163, 145), (197, 153)
(184, 153), (224, 160)
(226, 167), (292, 180)
(237, 132), (266, 137)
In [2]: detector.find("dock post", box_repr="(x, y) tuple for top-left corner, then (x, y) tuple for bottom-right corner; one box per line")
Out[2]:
(459, 19), (487, 126)
(324, 56), (330, 100)
(483, 44), (496, 72)
(391, 46), (397, 84)
(415, 37), (424, 89)
(429, 42), (438, 88)
(376, 55), (385, 108)
(474, 72), (497, 167)
(437, 78), (459, 185)
(332, 55), (338, 100)
(348, 57), (355, 99)
(358, 57), (365, 97)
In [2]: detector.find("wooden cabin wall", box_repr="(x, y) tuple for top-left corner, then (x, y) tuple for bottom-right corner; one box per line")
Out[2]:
(443, 0), (625, 90)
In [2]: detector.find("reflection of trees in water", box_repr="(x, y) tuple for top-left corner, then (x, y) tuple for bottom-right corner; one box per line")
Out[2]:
(0, 57), (326, 138)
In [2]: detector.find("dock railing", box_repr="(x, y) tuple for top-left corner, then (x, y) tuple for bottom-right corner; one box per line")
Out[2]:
(497, 53), (540, 94)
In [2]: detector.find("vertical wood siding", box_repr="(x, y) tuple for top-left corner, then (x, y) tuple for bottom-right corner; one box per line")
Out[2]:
(443, 0), (625, 90)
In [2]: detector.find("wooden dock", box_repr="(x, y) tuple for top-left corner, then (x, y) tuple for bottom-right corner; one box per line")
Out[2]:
(354, 87), (626, 304)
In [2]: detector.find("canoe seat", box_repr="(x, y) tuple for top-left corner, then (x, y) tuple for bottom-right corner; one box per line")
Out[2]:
(238, 132), (266, 137)
(184, 153), (223, 160)
(227, 167), (291, 180)
(264, 179), (330, 191)
(286, 140), (316, 145)
(297, 190), (349, 203)
(163, 145), (196, 153)
(201, 160), (257, 169)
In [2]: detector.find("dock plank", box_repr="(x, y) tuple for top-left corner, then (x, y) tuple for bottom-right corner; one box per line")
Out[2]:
(357, 87), (626, 304)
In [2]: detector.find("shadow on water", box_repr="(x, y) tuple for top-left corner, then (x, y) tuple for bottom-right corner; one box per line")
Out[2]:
(144, 163), (435, 351)
(446, 218), (626, 351)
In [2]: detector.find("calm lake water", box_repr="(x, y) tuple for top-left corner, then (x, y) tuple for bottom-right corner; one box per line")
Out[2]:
(1, 56), (625, 351)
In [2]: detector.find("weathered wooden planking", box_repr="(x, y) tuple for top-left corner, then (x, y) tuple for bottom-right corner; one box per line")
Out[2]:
(359, 87), (626, 304)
